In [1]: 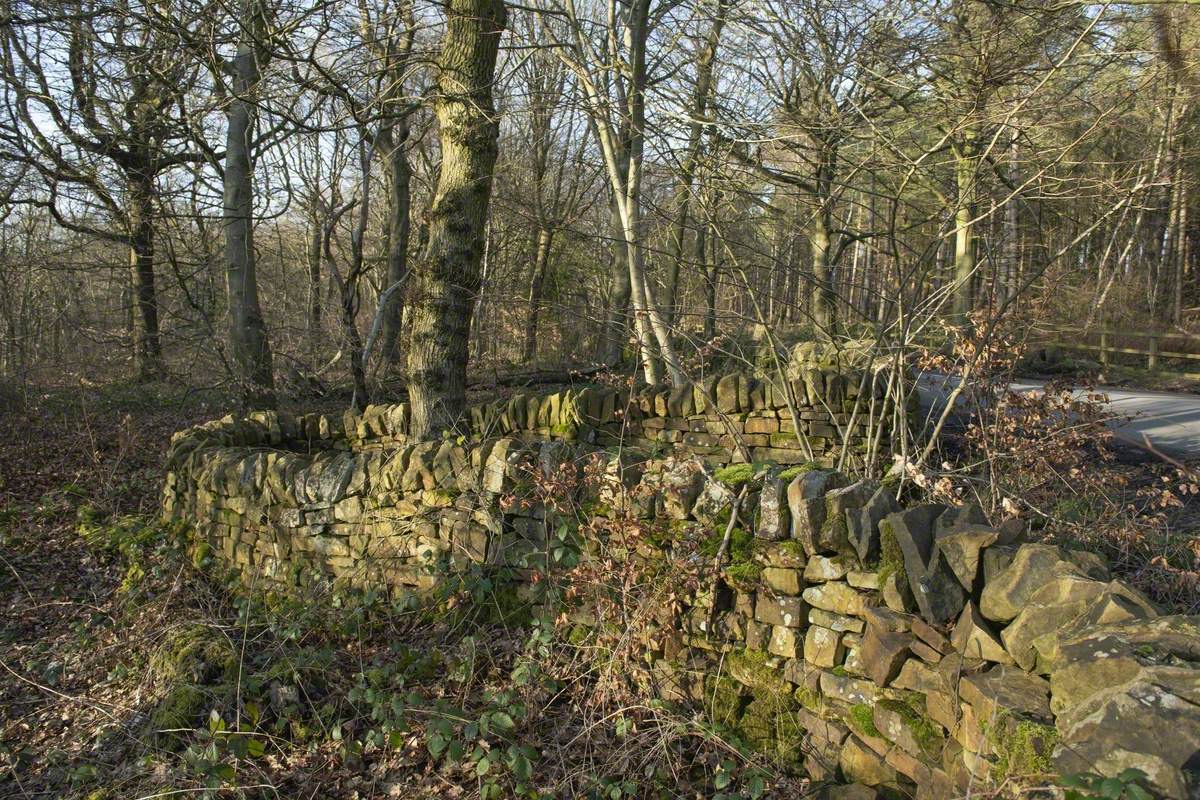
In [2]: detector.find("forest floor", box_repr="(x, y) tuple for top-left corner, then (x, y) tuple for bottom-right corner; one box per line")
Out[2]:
(0, 383), (787, 799)
(1, 381), (1197, 799)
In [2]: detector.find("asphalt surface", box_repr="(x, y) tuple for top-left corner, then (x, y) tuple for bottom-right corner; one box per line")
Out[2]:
(915, 374), (1200, 461)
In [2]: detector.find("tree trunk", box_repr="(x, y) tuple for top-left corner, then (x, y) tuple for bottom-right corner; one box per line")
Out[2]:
(810, 209), (835, 336)
(601, 194), (632, 364)
(1000, 135), (1019, 307)
(620, 0), (682, 386)
(406, 0), (506, 438)
(704, 220), (718, 340)
(379, 118), (412, 370)
(223, 0), (276, 408)
(952, 140), (977, 325)
(127, 173), (162, 380)
(522, 226), (552, 363)
(307, 209), (322, 353)
(663, 0), (725, 327)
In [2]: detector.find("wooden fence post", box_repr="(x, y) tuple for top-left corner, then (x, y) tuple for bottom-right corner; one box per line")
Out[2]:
(1148, 334), (1158, 370)
(1100, 331), (1109, 369)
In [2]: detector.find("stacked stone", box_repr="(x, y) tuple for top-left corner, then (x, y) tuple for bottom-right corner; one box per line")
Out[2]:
(334, 369), (913, 469)
(164, 401), (1200, 799)
(164, 414), (588, 594)
(633, 465), (1194, 799)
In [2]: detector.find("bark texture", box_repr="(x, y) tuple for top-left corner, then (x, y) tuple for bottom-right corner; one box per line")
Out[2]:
(224, 0), (276, 408)
(406, 0), (506, 438)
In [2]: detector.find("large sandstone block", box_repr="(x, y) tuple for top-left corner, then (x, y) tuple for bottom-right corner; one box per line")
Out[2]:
(883, 505), (964, 625)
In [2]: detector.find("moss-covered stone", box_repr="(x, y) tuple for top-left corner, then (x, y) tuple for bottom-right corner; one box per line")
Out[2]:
(714, 463), (757, 487)
(777, 462), (822, 482)
(738, 696), (805, 766)
(704, 674), (747, 728)
(849, 702), (881, 738)
(727, 649), (791, 698)
(876, 517), (905, 588)
(874, 697), (942, 758)
(150, 682), (206, 736)
(149, 624), (236, 687)
(725, 560), (762, 591)
(985, 711), (1058, 779)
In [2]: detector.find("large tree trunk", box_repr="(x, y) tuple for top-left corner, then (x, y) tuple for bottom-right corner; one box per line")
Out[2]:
(406, 0), (506, 438)
(378, 118), (412, 370)
(522, 226), (552, 363)
(127, 173), (162, 381)
(223, 0), (276, 408)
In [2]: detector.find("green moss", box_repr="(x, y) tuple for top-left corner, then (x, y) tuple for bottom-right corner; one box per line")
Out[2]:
(776, 541), (806, 562)
(876, 698), (942, 757)
(150, 682), (206, 736)
(191, 541), (212, 570)
(794, 685), (822, 712)
(714, 463), (757, 487)
(738, 697), (805, 766)
(830, 665), (849, 678)
(986, 712), (1059, 779)
(724, 560), (762, 591)
(700, 527), (755, 566)
(550, 422), (578, 440)
(849, 702), (881, 738)
(704, 674), (747, 728)
(727, 649), (790, 698)
(150, 625), (236, 687)
(777, 462), (821, 482)
(877, 517), (905, 587)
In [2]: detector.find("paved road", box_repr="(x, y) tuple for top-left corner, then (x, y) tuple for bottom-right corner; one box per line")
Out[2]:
(915, 374), (1200, 461)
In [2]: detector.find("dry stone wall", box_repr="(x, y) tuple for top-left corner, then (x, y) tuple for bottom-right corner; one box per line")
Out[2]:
(161, 373), (1200, 799)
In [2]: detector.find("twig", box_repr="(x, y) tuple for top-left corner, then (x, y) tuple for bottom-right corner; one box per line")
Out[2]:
(706, 483), (749, 632)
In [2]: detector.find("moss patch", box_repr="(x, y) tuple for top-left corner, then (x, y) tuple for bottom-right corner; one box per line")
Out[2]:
(725, 560), (762, 591)
(986, 712), (1059, 779)
(777, 462), (821, 482)
(150, 682), (207, 736)
(876, 697), (941, 757)
(714, 463), (757, 487)
(726, 649), (790, 698)
(849, 702), (881, 738)
(794, 685), (822, 712)
(876, 517), (905, 587)
(738, 696), (805, 766)
(704, 674), (747, 728)
(149, 625), (236, 686)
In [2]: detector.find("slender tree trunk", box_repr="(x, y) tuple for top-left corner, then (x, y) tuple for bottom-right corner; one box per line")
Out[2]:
(223, 0), (276, 408)
(704, 220), (719, 340)
(307, 209), (322, 354)
(952, 139), (977, 325)
(1000, 134), (1019, 307)
(602, 194), (632, 364)
(127, 173), (162, 380)
(522, 226), (552, 363)
(663, 0), (725, 327)
(620, 0), (682, 386)
(406, 0), (506, 438)
(379, 118), (412, 370)
(810, 209), (835, 336)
